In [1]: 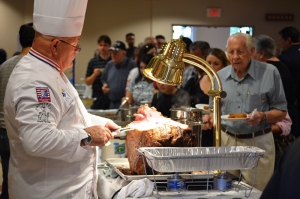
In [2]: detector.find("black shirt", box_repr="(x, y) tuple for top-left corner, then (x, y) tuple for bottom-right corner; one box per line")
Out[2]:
(126, 46), (136, 59)
(183, 75), (209, 107)
(85, 55), (111, 98)
(151, 89), (191, 117)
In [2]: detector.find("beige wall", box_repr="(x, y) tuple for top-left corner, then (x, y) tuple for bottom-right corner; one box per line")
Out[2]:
(1, 0), (299, 83)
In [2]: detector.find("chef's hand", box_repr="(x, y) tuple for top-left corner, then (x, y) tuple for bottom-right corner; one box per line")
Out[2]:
(84, 126), (113, 147)
(102, 83), (110, 94)
(246, 111), (264, 126)
(105, 119), (121, 131)
(202, 113), (214, 130)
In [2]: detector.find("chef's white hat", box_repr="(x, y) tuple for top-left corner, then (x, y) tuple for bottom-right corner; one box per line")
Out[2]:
(33, 0), (88, 37)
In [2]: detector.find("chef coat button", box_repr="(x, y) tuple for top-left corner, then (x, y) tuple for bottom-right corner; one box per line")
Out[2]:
(238, 106), (240, 109)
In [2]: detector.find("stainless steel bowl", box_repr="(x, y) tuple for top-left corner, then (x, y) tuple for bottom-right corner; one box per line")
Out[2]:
(170, 107), (202, 122)
(120, 107), (138, 121)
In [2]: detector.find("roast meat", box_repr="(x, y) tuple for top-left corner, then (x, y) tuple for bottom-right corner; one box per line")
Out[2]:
(126, 104), (196, 175)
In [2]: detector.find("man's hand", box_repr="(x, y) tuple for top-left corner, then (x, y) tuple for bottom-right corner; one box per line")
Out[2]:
(84, 126), (113, 147)
(246, 111), (264, 126)
(202, 113), (214, 130)
(93, 68), (101, 76)
(102, 83), (110, 94)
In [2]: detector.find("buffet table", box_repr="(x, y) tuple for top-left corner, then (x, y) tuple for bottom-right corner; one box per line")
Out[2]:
(97, 167), (262, 199)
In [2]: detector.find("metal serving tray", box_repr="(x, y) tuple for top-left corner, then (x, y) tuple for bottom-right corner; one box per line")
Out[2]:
(137, 146), (265, 172)
(87, 109), (119, 120)
(105, 158), (214, 181)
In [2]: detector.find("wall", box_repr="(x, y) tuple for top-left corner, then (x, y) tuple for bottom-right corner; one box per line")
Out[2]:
(194, 26), (230, 52)
(0, 1), (26, 55)
(1, 0), (299, 83)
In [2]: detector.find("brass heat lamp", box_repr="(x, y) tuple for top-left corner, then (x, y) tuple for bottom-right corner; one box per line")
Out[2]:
(143, 36), (226, 146)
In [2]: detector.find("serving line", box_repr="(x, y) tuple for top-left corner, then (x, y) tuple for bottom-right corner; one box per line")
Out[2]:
(97, 166), (262, 199)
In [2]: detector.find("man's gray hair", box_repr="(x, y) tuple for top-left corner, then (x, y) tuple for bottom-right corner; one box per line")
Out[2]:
(226, 33), (253, 50)
(253, 35), (276, 58)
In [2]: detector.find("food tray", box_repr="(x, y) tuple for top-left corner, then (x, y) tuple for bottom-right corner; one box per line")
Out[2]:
(87, 109), (119, 120)
(137, 146), (265, 172)
(105, 158), (214, 181)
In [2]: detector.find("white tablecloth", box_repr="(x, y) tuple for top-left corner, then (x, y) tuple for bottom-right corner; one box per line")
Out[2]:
(97, 168), (262, 199)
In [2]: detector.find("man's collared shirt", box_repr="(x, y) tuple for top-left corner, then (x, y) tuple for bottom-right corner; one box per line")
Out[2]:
(211, 59), (287, 134)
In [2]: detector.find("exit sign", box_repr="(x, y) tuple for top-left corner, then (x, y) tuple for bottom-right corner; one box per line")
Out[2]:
(207, 8), (221, 17)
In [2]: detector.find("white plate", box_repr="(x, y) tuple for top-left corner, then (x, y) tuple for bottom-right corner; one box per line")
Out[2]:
(195, 104), (211, 114)
(195, 104), (209, 109)
(221, 114), (248, 121)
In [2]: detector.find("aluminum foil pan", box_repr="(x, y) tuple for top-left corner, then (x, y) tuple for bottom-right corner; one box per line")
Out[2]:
(137, 146), (265, 172)
(105, 158), (214, 181)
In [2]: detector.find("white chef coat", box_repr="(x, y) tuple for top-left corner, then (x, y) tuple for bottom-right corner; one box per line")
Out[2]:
(4, 48), (108, 199)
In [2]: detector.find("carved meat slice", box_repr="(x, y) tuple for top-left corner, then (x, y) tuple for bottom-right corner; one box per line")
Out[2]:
(126, 104), (196, 175)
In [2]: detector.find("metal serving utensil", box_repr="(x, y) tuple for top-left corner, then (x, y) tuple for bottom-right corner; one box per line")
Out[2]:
(115, 97), (129, 116)
(105, 127), (134, 146)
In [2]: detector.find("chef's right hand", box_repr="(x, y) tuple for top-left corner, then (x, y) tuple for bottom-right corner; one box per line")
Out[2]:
(102, 84), (110, 94)
(202, 114), (214, 130)
(84, 126), (113, 147)
(105, 119), (121, 131)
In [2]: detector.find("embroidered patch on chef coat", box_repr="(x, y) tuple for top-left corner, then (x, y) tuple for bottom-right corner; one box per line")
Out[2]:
(61, 88), (74, 105)
(36, 87), (51, 102)
(36, 103), (51, 123)
(61, 88), (66, 97)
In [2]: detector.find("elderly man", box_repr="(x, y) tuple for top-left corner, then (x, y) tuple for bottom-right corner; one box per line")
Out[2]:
(203, 33), (287, 191)
(101, 41), (137, 109)
(4, 0), (120, 198)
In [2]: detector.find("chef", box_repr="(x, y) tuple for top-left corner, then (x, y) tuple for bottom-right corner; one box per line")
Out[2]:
(4, 0), (120, 198)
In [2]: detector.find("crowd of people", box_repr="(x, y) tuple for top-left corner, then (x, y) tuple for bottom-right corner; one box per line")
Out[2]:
(83, 26), (300, 195)
(0, 0), (299, 198)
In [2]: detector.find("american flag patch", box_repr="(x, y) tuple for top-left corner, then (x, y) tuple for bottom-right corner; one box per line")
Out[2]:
(36, 87), (51, 102)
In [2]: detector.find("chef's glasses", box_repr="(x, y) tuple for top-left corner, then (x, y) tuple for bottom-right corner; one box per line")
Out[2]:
(52, 39), (81, 53)
(59, 39), (81, 53)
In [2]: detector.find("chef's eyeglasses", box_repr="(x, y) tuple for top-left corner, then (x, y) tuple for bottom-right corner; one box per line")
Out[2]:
(52, 39), (81, 53)
(59, 40), (81, 52)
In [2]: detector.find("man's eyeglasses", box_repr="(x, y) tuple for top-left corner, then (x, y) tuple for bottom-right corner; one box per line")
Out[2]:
(56, 39), (82, 53)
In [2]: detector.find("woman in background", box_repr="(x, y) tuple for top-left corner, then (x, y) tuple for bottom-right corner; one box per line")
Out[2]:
(123, 54), (154, 106)
(184, 48), (229, 146)
(206, 48), (230, 72)
(127, 43), (157, 86)
(184, 48), (229, 108)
